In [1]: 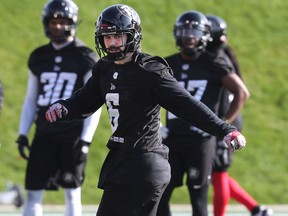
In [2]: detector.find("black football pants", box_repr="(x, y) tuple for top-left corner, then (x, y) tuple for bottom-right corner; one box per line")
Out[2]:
(157, 182), (209, 216)
(96, 183), (168, 216)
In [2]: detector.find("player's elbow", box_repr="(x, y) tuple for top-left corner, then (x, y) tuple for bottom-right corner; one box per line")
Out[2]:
(243, 88), (250, 101)
(240, 88), (250, 102)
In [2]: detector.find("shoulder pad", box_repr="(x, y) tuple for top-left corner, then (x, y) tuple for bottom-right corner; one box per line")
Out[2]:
(74, 39), (98, 63)
(135, 53), (173, 77)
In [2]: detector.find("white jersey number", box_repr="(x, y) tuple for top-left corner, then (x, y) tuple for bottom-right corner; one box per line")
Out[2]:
(106, 93), (120, 133)
(38, 72), (77, 106)
(168, 80), (208, 120)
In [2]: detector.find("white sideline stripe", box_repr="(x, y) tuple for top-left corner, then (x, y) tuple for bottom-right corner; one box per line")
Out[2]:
(0, 204), (287, 215)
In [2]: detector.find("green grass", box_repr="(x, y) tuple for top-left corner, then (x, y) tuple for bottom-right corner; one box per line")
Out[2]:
(0, 0), (288, 205)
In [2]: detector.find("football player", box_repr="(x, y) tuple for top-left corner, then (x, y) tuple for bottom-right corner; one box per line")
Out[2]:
(45, 4), (246, 216)
(16, 0), (101, 215)
(157, 11), (250, 216)
(206, 14), (273, 216)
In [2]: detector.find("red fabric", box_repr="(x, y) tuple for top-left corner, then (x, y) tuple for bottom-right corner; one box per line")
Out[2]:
(213, 172), (258, 216)
(212, 172), (230, 216)
(229, 176), (258, 211)
(231, 130), (241, 140)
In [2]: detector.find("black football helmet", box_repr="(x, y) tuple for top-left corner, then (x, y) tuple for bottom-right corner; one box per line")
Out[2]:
(95, 4), (143, 61)
(206, 15), (228, 50)
(42, 0), (78, 42)
(174, 10), (211, 57)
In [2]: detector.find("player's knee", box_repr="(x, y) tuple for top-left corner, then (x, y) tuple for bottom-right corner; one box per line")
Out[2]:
(26, 190), (44, 203)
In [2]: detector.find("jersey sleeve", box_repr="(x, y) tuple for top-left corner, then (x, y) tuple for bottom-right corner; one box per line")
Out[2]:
(75, 38), (98, 67)
(81, 106), (102, 142)
(147, 61), (236, 139)
(18, 71), (38, 135)
(213, 53), (234, 76)
(62, 63), (104, 120)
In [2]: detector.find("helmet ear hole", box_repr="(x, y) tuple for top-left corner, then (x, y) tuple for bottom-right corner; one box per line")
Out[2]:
(94, 4), (143, 61)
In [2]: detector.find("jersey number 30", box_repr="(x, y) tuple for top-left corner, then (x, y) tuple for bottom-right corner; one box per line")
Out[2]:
(38, 72), (77, 106)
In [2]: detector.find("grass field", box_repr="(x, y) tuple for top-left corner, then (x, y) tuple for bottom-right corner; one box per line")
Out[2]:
(0, 0), (288, 206)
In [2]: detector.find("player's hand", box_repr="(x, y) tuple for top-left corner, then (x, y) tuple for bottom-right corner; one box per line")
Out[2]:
(45, 103), (68, 122)
(215, 141), (230, 167)
(16, 135), (30, 160)
(160, 126), (169, 140)
(75, 140), (90, 164)
(223, 130), (246, 151)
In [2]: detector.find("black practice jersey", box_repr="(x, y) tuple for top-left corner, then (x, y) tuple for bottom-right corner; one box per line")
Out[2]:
(61, 52), (236, 188)
(29, 38), (97, 135)
(165, 52), (233, 137)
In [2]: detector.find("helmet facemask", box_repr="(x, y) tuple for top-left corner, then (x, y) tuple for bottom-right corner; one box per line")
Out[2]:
(45, 18), (77, 43)
(42, 0), (78, 43)
(175, 22), (211, 57)
(95, 25), (138, 61)
(173, 11), (211, 58)
(94, 4), (143, 62)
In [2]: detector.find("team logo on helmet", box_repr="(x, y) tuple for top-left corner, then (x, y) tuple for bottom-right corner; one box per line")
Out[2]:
(117, 5), (140, 24)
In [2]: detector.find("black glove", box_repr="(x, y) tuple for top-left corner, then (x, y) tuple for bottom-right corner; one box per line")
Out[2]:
(16, 135), (30, 160)
(74, 140), (90, 164)
(215, 140), (230, 168)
